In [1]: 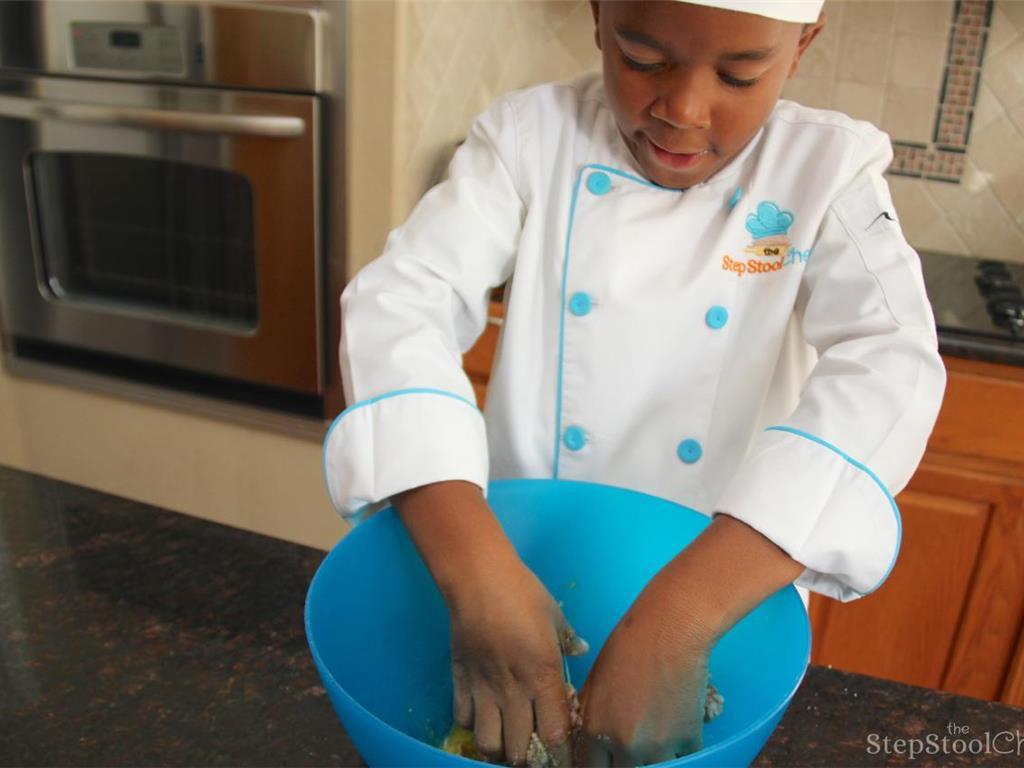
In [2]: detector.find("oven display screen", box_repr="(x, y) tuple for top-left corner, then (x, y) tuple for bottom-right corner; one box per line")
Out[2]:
(109, 30), (142, 49)
(70, 22), (182, 74)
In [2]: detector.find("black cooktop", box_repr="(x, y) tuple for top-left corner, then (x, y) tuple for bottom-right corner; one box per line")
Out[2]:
(919, 251), (1024, 366)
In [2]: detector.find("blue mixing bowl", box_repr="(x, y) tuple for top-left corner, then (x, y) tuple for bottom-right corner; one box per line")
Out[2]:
(305, 478), (810, 767)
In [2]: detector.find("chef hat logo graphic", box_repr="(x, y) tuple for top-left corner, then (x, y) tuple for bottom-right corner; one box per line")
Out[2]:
(745, 202), (795, 239)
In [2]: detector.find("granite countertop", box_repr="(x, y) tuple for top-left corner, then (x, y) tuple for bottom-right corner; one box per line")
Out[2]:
(2, 464), (1022, 767)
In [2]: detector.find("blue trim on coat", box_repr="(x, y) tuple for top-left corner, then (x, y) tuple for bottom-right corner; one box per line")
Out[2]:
(765, 425), (903, 596)
(322, 387), (481, 514)
(553, 169), (583, 478)
(584, 163), (684, 191)
(554, 164), (683, 478)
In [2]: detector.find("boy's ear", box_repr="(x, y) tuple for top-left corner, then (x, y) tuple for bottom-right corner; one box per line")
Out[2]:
(590, 0), (602, 51)
(789, 12), (826, 78)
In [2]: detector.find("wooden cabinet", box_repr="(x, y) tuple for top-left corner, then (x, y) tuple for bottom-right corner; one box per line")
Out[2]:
(809, 356), (1024, 706)
(462, 301), (503, 408)
(464, 317), (1024, 705)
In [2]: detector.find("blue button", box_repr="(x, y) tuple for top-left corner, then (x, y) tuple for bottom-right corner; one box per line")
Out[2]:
(586, 171), (612, 196)
(564, 426), (586, 451)
(727, 187), (743, 211)
(705, 306), (729, 330)
(677, 439), (703, 464)
(569, 292), (592, 316)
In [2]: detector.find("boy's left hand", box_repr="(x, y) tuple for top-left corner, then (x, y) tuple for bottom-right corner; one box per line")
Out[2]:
(570, 513), (806, 767)
(572, 579), (714, 767)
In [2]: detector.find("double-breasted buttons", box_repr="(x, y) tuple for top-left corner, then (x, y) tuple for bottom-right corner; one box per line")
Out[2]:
(564, 172), (604, 461)
(564, 426), (587, 451)
(706, 306), (729, 330)
(676, 439), (703, 464)
(569, 291), (593, 316)
(586, 171), (612, 196)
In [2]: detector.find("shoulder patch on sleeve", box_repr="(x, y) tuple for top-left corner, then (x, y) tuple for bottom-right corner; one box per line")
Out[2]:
(830, 173), (931, 328)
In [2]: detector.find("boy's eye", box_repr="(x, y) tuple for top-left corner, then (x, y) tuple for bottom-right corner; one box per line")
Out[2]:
(719, 72), (759, 88)
(622, 53), (663, 72)
(619, 48), (759, 88)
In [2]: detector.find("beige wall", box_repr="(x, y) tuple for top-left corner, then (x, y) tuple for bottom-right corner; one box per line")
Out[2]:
(389, 0), (1024, 263)
(346, 0), (403, 272)
(395, 0), (601, 218)
(0, 363), (347, 550)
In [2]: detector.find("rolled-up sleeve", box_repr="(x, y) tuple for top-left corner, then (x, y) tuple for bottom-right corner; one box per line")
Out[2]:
(712, 130), (947, 602)
(324, 96), (525, 521)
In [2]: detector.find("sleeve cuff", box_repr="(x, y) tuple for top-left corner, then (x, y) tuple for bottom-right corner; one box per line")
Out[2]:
(322, 388), (490, 521)
(712, 426), (902, 602)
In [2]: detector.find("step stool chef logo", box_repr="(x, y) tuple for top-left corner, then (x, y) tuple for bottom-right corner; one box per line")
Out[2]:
(722, 201), (812, 277)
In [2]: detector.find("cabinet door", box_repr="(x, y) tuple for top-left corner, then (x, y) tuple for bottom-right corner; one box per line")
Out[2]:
(925, 459), (1024, 702)
(462, 301), (503, 408)
(808, 477), (991, 688)
(808, 460), (1024, 701)
(1003, 634), (1024, 707)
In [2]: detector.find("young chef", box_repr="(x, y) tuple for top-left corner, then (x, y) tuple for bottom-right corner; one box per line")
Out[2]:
(324, 1), (947, 764)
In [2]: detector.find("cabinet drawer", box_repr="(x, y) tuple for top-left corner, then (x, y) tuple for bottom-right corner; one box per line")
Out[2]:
(927, 357), (1024, 467)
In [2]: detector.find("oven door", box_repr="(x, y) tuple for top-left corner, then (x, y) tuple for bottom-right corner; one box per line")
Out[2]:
(0, 73), (322, 394)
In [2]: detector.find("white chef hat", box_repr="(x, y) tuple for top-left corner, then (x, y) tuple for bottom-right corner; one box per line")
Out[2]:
(673, 1), (825, 23)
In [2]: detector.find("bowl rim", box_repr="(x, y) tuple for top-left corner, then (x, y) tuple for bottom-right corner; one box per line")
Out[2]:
(305, 477), (813, 767)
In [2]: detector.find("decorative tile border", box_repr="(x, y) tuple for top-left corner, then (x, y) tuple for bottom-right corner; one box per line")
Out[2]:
(888, 0), (993, 183)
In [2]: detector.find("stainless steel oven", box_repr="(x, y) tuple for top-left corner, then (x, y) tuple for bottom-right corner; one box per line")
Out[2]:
(0, 1), (344, 424)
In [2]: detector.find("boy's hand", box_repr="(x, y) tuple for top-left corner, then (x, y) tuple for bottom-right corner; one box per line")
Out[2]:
(448, 559), (589, 766)
(574, 512), (806, 767)
(392, 480), (588, 766)
(573, 582), (714, 766)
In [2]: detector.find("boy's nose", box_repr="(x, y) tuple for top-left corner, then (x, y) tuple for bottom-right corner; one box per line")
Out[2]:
(650, 70), (712, 132)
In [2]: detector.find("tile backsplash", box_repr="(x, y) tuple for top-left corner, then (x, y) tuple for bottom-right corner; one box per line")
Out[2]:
(396, 0), (1024, 263)
(790, 0), (1024, 263)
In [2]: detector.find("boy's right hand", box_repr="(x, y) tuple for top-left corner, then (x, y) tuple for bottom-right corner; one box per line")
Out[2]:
(392, 480), (588, 766)
(447, 556), (588, 766)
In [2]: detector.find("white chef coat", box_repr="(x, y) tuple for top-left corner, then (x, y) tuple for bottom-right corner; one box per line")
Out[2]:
(324, 71), (946, 603)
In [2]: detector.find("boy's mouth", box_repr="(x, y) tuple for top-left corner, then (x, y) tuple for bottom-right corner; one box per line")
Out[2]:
(645, 135), (710, 170)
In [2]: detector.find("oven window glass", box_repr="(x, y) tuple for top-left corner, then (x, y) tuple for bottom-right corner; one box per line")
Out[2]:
(28, 152), (258, 330)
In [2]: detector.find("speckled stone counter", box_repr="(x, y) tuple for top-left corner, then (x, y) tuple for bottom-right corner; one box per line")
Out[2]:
(0, 464), (359, 767)
(756, 667), (1023, 767)
(1, 465), (1021, 767)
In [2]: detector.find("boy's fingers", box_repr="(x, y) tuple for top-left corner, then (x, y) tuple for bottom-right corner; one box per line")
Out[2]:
(452, 664), (473, 728)
(673, 733), (704, 758)
(548, 737), (573, 768)
(610, 743), (635, 768)
(533, 676), (572, 752)
(501, 693), (534, 766)
(575, 733), (612, 768)
(471, 689), (504, 763)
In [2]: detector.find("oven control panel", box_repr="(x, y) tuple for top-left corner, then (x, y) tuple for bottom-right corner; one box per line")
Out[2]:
(69, 22), (183, 75)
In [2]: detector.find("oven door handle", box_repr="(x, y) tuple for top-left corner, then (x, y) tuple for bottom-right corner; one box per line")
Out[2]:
(0, 94), (306, 138)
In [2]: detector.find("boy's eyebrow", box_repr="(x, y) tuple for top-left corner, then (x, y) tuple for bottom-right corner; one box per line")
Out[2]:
(613, 26), (777, 62)
(614, 26), (672, 54)
(718, 46), (778, 62)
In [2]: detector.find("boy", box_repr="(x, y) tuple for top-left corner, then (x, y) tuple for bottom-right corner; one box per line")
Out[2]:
(324, 1), (947, 765)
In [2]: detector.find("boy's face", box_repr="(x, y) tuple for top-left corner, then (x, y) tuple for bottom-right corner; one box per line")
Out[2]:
(591, 1), (824, 190)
